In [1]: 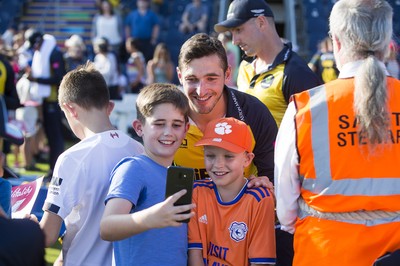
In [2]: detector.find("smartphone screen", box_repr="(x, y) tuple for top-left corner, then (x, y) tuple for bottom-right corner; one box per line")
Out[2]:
(165, 166), (194, 223)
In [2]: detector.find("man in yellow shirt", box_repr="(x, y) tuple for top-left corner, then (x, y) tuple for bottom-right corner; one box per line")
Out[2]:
(215, 0), (321, 127)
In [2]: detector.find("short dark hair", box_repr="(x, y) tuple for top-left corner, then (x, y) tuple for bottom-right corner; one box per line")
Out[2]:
(94, 37), (109, 53)
(28, 31), (43, 49)
(58, 61), (110, 110)
(136, 83), (189, 123)
(178, 33), (228, 72)
(125, 37), (141, 51)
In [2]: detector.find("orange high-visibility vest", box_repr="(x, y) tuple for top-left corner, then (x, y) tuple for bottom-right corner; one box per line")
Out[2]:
(292, 77), (400, 266)
(295, 77), (400, 212)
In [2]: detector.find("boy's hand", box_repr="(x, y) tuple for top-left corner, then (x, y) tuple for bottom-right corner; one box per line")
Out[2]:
(0, 206), (7, 218)
(145, 189), (195, 228)
(25, 213), (39, 223)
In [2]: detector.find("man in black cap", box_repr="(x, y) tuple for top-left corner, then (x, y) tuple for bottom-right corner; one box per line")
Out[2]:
(215, 0), (320, 127)
(215, 1), (321, 265)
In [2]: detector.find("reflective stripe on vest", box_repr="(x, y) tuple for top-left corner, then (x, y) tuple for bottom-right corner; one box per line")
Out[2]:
(298, 197), (400, 226)
(302, 86), (331, 191)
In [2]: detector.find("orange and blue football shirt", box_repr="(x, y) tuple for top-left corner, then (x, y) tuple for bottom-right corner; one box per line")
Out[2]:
(188, 179), (276, 265)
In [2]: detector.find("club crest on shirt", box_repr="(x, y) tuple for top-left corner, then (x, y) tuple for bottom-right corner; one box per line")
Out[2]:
(261, 74), (274, 89)
(180, 138), (188, 148)
(229, 221), (248, 242)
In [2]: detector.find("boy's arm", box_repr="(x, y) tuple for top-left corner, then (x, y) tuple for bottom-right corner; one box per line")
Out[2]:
(188, 249), (203, 266)
(100, 189), (195, 241)
(100, 197), (138, 241)
(39, 211), (63, 247)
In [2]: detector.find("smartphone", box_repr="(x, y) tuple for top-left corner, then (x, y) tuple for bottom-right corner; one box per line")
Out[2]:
(165, 166), (195, 223)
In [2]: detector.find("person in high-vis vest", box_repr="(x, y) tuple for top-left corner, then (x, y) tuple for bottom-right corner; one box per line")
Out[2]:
(275, 1), (400, 265)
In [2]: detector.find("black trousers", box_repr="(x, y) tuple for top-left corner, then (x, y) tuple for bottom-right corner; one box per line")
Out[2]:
(43, 101), (65, 171)
(276, 228), (294, 266)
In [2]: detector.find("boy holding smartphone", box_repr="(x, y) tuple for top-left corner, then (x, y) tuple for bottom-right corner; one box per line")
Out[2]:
(188, 117), (276, 265)
(100, 83), (196, 265)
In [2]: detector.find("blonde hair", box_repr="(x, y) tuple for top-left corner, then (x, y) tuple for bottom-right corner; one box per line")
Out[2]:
(152, 43), (171, 64)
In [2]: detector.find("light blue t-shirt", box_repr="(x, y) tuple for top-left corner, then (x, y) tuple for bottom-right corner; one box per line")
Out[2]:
(106, 155), (188, 266)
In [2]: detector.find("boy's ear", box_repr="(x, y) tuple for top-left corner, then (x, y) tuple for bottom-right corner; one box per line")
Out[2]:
(132, 119), (143, 137)
(244, 152), (255, 168)
(107, 101), (115, 116)
(185, 121), (190, 133)
(62, 102), (78, 118)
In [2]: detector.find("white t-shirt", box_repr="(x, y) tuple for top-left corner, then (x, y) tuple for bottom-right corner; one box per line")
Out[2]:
(44, 130), (143, 266)
(94, 15), (122, 46)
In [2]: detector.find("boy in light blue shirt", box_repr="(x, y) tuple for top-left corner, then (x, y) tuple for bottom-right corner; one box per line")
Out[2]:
(101, 83), (195, 265)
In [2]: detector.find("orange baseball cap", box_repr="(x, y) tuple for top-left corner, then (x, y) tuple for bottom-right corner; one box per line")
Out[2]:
(195, 117), (254, 153)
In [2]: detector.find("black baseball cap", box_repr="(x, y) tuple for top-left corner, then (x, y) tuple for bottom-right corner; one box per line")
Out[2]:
(28, 31), (43, 49)
(214, 0), (274, 33)
(0, 96), (24, 146)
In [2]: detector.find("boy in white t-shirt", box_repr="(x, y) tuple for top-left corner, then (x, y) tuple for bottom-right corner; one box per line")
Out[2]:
(30, 62), (143, 265)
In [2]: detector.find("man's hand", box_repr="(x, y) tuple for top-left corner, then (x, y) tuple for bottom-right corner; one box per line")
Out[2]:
(247, 175), (276, 201)
(247, 175), (274, 190)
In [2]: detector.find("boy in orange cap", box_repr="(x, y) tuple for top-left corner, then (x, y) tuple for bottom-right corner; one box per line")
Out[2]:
(188, 117), (276, 266)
